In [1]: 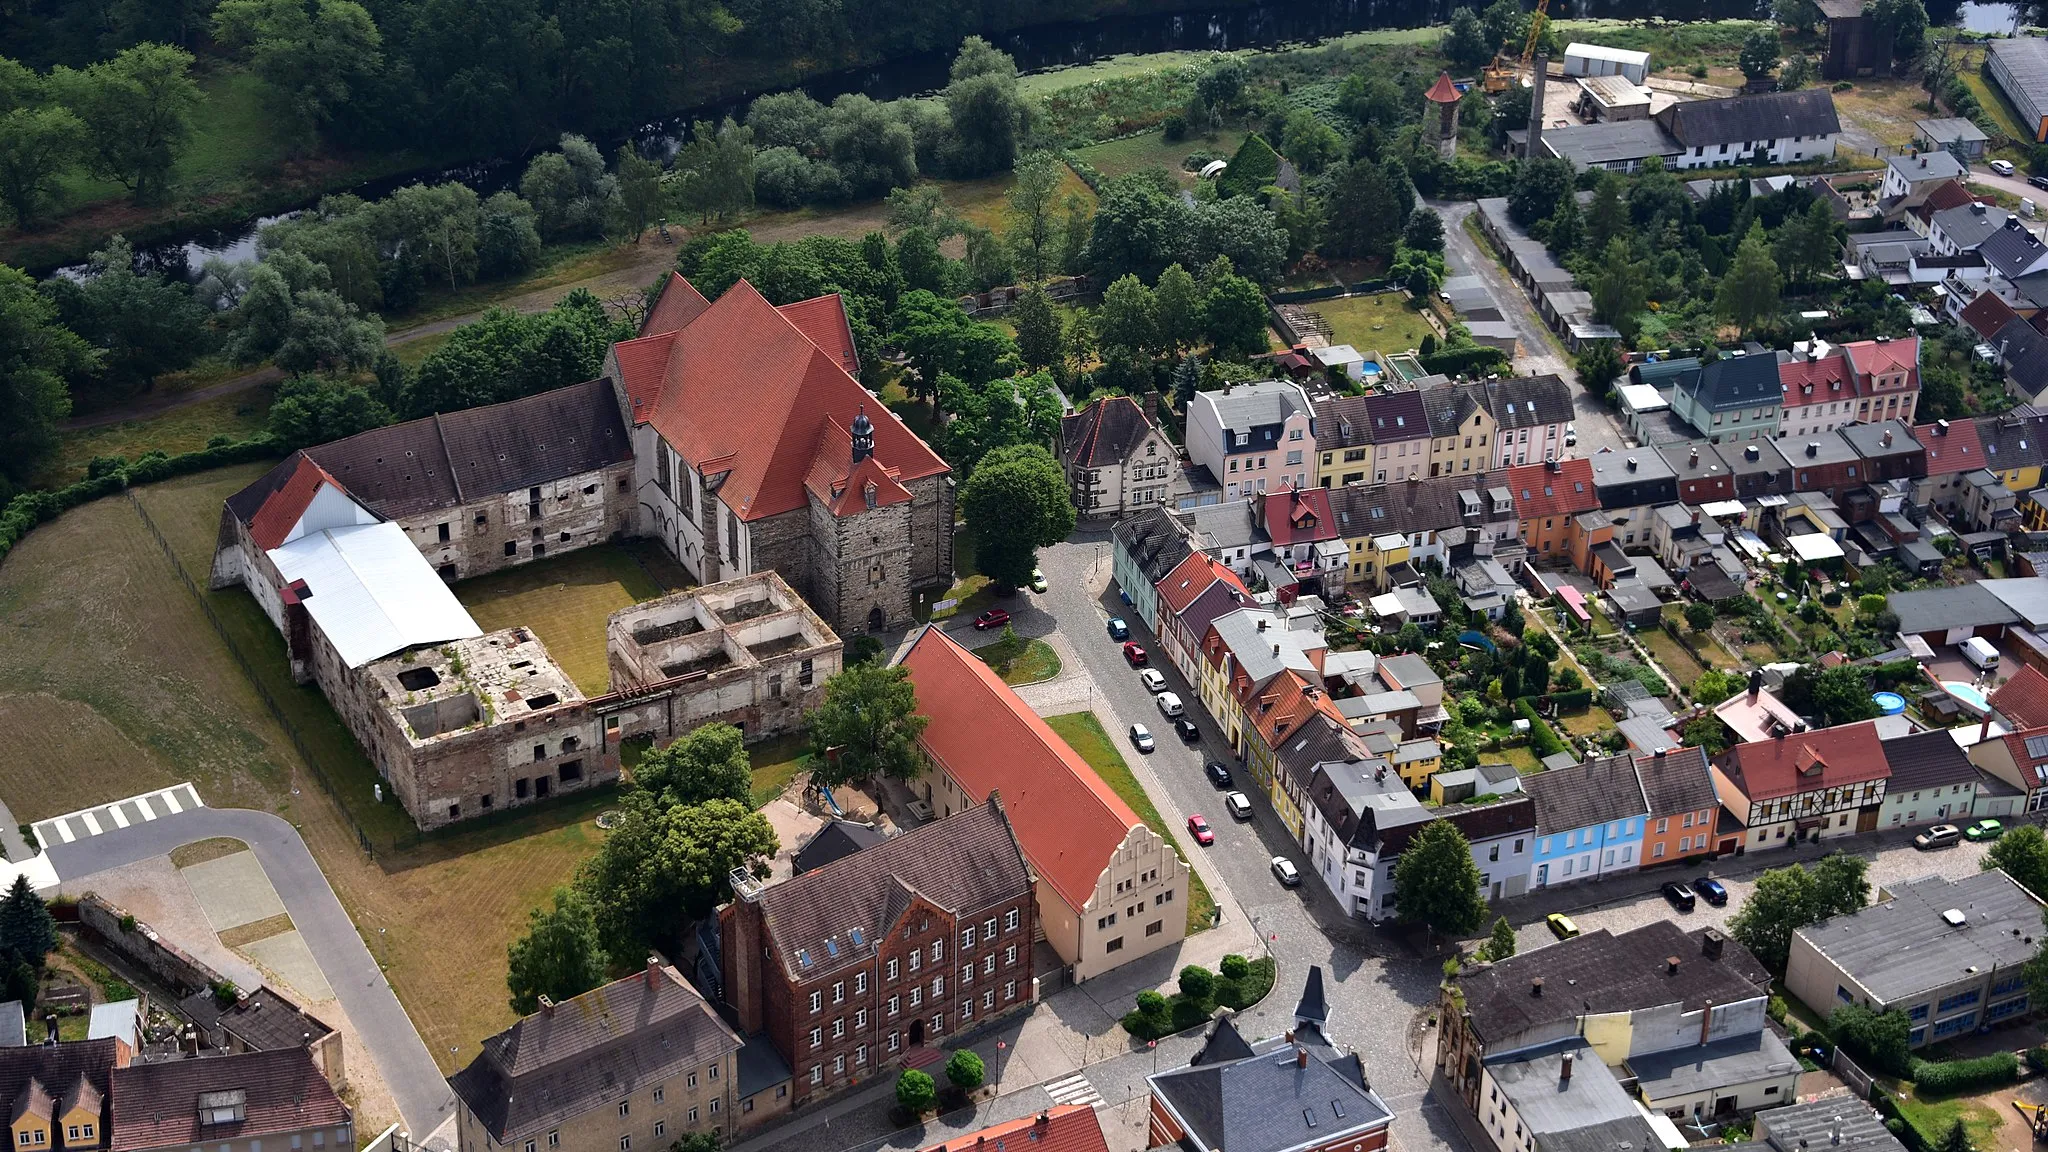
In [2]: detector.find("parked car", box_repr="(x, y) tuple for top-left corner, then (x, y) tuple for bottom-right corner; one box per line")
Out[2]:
(1156, 691), (1185, 718)
(1139, 668), (1167, 693)
(1122, 641), (1148, 667)
(1224, 791), (1253, 820)
(1915, 824), (1962, 850)
(1546, 913), (1580, 940)
(1205, 761), (1233, 788)
(1694, 877), (1728, 906)
(1661, 881), (1697, 912)
(1992, 159), (2017, 176)
(1565, 423), (1578, 447)
(972, 608), (1010, 630)
(1028, 568), (1047, 593)
(1186, 814), (1214, 846)
(2031, 175), (2048, 190)
(1174, 718), (1200, 744)
(1966, 818), (2006, 841)
(1129, 723), (1155, 754)
(1271, 856), (1301, 887)
(1107, 617), (1130, 640)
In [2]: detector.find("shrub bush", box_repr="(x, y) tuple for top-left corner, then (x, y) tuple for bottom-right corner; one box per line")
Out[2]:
(1220, 954), (1250, 980)
(1135, 990), (1167, 1018)
(0, 434), (284, 563)
(2027, 1046), (2048, 1073)
(896, 1068), (937, 1114)
(945, 1049), (985, 1091)
(1178, 965), (1215, 1001)
(1908, 1051), (2018, 1094)
(1515, 698), (1566, 757)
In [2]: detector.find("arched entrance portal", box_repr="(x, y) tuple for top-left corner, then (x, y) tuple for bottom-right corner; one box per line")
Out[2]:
(908, 1019), (926, 1046)
(869, 605), (886, 632)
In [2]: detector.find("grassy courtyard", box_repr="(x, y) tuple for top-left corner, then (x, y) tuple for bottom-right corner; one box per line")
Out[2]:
(0, 464), (627, 1071)
(453, 545), (675, 696)
(1043, 711), (1215, 934)
(1312, 292), (1439, 357)
(1074, 129), (1247, 185)
(973, 633), (1063, 685)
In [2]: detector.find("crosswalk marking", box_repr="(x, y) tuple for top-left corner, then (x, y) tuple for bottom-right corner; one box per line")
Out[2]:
(158, 787), (184, 814)
(35, 783), (205, 849)
(1043, 1073), (1102, 1107)
(134, 796), (155, 821)
(51, 819), (73, 845)
(79, 811), (101, 836)
(108, 805), (129, 829)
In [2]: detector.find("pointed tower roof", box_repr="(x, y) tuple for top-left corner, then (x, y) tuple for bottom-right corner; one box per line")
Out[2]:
(1295, 965), (1329, 1028)
(1189, 1016), (1255, 1066)
(1426, 72), (1462, 104)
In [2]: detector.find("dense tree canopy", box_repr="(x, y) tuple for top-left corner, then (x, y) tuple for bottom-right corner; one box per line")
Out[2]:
(806, 663), (930, 789)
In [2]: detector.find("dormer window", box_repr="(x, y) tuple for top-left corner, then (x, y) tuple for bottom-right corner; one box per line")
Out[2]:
(199, 1090), (247, 1126)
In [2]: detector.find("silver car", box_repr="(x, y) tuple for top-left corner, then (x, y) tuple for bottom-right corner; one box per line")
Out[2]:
(1129, 723), (1156, 754)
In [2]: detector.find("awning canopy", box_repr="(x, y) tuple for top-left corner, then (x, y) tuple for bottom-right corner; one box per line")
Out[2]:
(1785, 532), (1846, 563)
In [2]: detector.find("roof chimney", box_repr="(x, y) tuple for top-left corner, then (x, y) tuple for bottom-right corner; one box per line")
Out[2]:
(1626, 457), (1639, 472)
(1806, 442), (1820, 458)
(538, 994), (555, 1017)
(1702, 927), (1726, 958)
(1882, 429), (1893, 448)
(1531, 977), (1544, 997)
(1749, 668), (1763, 701)
(1689, 448), (1700, 468)
(850, 405), (874, 466)
(1666, 955), (1681, 975)
(647, 955), (663, 988)
(1297, 1045), (1310, 1069)
(1038, 1111), (1051, 1127)
(1654, 747), (1668, 758)
(1937, 418), (1951, 435)
(1744, 445), (1760, 461)
(1560, 1051), (1574, 1082)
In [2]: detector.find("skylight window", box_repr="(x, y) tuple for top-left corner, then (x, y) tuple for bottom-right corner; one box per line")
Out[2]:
(798, 949), (813, 968)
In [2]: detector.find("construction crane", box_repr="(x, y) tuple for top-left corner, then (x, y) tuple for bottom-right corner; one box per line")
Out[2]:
(1482, 0), (1551, 94)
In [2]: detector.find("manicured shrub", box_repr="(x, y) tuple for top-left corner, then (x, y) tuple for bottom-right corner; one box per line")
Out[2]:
(945, 1050), (985, 1091)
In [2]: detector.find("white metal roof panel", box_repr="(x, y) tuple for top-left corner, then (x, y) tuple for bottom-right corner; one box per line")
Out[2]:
(1565, 42), (1651, 66)
(269, 520), (482, 668)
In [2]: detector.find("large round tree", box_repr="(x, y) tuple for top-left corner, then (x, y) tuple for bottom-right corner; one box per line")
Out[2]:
(960, 444), (1076, 590)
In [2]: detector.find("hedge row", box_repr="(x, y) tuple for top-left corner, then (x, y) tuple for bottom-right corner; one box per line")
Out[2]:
(1549, 688), (1594, 713)
(1907, 1051), (2018, 1094)
(1421, 345), (1511, 378)
(1515, 698), (1567, 758)
(0, 435), (284, 564)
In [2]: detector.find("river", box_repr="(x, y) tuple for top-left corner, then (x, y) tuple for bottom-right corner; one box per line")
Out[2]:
(81, 0), (2023, 282)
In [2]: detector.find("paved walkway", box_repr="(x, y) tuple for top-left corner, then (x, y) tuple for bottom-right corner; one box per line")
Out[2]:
(0, 797), (33, 863)
(41, 803), (454, 1137)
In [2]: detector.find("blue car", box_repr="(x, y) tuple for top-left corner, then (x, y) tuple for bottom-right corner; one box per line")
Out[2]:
(1107, 617), (1130, 641)
(1694, 877), (1728, 906)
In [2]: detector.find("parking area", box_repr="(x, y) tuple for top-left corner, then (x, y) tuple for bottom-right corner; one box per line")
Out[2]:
(1512, 830), (1998, 955)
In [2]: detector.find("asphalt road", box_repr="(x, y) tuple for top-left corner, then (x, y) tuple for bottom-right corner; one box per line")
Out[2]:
(46, 806), (456, 1139)
(1015, 534), (1465, 1152)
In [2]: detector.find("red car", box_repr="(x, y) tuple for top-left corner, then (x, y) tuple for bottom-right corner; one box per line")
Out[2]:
(1186, 814), (1215, 846)
(973, 608), (1011, 630)
(1123, 641), (1148, 667)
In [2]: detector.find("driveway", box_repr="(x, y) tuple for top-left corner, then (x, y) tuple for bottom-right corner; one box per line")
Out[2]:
(43, 805), (454, 1138)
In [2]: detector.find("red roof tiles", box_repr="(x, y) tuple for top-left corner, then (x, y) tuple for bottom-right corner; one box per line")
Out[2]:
(625, 278), (946, 522)
(777, 293), (860, 378)
(1916, 418), (1985, 476)
(248, 455), (343, 551)
(1962, 292), (2023, 340)
(1159, 552), (1245, 615)
(1717, 720), (1886, 801)
(1426, 71), (1461, 103)
(1779, 353), (1851, 401)
(642, 272), (711, 337)
(1844, 336), (1920, 386)
(919, 1106), (1109, 1152)
(1992, 664), (2048, 730)
(1264, 486), (1337, 546)
(901, 628), (1147, 911)
(1505, 459), (1596, 520)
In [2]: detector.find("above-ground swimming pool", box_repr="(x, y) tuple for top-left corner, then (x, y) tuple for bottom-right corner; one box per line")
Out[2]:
(1942, 681), (1990, 714)
(1872, 692), (1906, 715)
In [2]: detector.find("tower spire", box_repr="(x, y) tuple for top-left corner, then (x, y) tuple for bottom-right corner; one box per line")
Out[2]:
(851, 404), (874, 465)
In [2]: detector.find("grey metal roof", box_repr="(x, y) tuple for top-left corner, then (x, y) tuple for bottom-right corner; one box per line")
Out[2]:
(1618, 715), (1680, 754)
(1685, 353), (1783, 413)
(1195, 380), (1311, 452)
(1628, 1028), (1799, 1103)
(1540, 119), (1684, 167)
(1487, 1039), (1653, 1144)
(1980, 220), (2048, 279)
(1149, 1024), (1393, 1152)
(1793, 871), (2047, 1004)
(1983, 577), (2048, 627)
(1988, 37), (2048, 115)
(1756, 1098), (1905, 1152)
(1184, 499), (1270, 552)
(1209, 606), (1320, 687)
(1839, 420), (1922, 462)
(1879, 728), (1979, 794)
(1889, 582), (2021, 635)
(1886, 151), (1967, 183)
(1917, 118), (1989, 145)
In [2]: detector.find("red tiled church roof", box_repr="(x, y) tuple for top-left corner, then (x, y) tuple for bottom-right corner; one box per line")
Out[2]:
(619, 277), (946, 522)
(642, 272), (711, 337)
(901, 628), (1147, 911)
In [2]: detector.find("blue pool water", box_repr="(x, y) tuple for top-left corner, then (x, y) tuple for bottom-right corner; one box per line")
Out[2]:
(1942, 681), (1990, 713)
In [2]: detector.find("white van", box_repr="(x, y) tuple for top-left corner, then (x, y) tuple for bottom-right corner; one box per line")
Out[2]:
(1962, 636), (2001, 672)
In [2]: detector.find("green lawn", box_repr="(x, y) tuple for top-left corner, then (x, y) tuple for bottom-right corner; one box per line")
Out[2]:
(1043, 711), (1216, 934)
(1310, 292), (1439, 358)
(1891, 1090), (2003, 1152)
(973, 634), (1062, 685)
(746, 731), (812, 807)
(45, 387), (275, 488)
(1075, 129), (1246, 184)
(453, 545), (673, 696)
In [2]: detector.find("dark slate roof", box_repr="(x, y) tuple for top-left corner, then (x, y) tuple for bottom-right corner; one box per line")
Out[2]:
(1061, 395), (1158, 469)
(1314, 394), (1375, 451)
(1452, 922), (1770, 1044)
(790, 819), (888, 875)
(1635, 746), (1719, 817)
(1113, 507), (1195, 588)
(1890, 582), (2021, 634)
(1328, 472), (1510, 539)
(111, 1048), (348, 1152)
(1879, 728), (1980, 794)
(1484, 375), (1573, 430)
(1685, 353), (1783, 413)
(177, 986), (334, 1053)
(1839, 420), (1924, 464)
(1295, 966), (1329, 1027)
(1524, 754), (1648, 835)
(1423, 382), (1489, 437)
(1659, 89), (1841, 149)
(751, 797), (1031, 983)
(448, 965), (744, 1144)
(1978, 405), (2048, 471)
(1993, 320), (2048, 397)
(1189, 1017), (1256, 1066)
(1151, 1021), (1392, 1152)
(1364, 390), (1430, 443)
(1980, 219), (2048, 280)
(226, 378), (631, 526)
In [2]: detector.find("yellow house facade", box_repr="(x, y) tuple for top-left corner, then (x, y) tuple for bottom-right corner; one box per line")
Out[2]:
(1425, 385), (1498, 478)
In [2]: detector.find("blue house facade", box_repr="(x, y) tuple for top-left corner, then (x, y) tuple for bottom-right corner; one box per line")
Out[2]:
(1524, 753), (1651, 887)
(1110, 507), (1191, 634)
